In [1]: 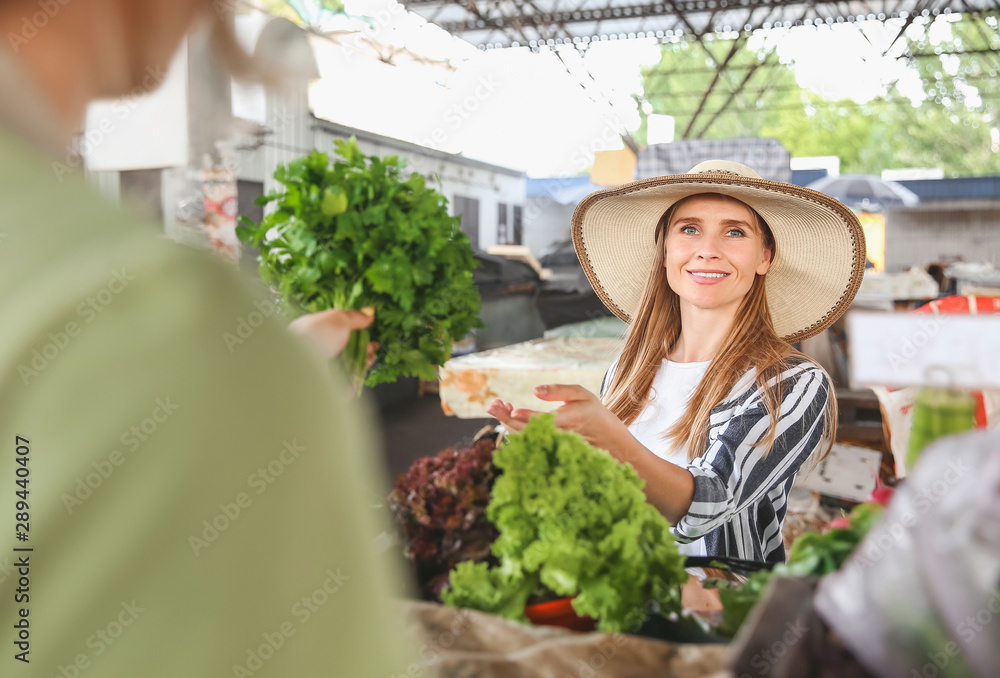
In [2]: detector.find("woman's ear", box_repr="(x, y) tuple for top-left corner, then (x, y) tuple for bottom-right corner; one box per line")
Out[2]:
(756, 243), (773, 276)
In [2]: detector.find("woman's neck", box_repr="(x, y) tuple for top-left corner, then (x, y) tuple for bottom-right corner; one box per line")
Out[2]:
(667, 302), (738, 363)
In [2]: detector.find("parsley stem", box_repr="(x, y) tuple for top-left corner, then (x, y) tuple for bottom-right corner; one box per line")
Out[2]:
(342, 326), (370, 397)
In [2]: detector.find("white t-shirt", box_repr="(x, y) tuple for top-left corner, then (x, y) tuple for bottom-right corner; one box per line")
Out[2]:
(625, 359), (712, 557)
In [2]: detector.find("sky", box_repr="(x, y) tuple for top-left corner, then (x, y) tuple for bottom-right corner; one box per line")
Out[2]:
(306, 0), (969, 177)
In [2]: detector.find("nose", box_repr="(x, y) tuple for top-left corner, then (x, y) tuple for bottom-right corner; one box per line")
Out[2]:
(696, 231), (723, 260)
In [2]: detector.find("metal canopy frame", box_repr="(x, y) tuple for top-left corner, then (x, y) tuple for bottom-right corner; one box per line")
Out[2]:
(402, 0), (1000, 139)
(402, 1), (999, 48)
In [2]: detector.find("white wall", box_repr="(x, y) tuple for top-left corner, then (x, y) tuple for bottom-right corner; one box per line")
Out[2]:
(523, 198), (575, 257)
(437, 170), (523, 251)
(82, 39), (189, 173)
(232, 108), (525, 253)
(884, 201), (1000, 272)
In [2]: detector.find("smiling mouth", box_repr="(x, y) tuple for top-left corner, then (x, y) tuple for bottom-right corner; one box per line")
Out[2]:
(688, 271), (729, 279)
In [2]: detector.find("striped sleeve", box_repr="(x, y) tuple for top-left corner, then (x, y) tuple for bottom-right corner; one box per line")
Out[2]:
(599, 358), (619, 400)
(673, 364), (831, 544)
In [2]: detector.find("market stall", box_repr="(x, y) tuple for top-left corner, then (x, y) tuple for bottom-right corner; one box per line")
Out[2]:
(231, 104), (999, 678)
(363, 273), (997, 677)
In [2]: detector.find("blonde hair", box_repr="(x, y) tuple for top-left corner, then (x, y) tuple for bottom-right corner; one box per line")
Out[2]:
(602, 193), (836, 462)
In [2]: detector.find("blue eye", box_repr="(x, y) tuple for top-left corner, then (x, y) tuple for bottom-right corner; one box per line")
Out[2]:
(727, 228), (746, 237)
(679, 225), (698, 234)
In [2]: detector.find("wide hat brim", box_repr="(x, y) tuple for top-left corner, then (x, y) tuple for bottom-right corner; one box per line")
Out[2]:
(571, 170), (866, 343)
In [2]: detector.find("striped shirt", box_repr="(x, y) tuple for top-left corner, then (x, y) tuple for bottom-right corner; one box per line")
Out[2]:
(602, 359), (831, 563)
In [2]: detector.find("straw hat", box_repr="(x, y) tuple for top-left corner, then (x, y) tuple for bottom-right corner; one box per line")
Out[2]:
(571, 160), (866, 343)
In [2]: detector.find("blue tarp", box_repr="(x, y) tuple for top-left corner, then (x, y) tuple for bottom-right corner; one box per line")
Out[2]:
(526, 176), (603, 205)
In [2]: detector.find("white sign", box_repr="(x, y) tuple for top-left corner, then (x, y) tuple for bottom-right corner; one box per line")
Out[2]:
(795, 442), (881, 503)
(646, 114), (675, 145)
(847, 311), (1000, 389)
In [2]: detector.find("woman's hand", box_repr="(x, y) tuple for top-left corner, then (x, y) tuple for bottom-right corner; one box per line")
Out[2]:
(490, 384), (695, 522)
(487, 384), (632, 458)
(289, 307), (379, 369)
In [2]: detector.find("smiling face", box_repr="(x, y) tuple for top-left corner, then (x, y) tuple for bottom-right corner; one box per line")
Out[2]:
(662, 193), (773, 316)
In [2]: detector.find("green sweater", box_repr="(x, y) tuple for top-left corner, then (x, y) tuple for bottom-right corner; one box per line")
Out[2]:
(0, 127), (411, 676)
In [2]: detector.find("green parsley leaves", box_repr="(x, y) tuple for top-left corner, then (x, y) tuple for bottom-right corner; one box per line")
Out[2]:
(237, 138), (483, 386)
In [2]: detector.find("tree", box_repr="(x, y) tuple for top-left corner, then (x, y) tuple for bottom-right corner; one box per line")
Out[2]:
(639, 17), (1000, 176)
(640, 34), (804, 142)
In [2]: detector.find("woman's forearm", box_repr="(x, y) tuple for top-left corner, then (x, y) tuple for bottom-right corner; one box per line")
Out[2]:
(611, 432), (696, 525)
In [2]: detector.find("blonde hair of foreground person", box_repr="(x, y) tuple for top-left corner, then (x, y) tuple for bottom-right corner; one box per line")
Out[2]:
(601, 194), (838, 463)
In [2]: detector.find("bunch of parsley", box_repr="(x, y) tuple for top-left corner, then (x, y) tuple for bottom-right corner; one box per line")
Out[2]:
(237, 138), (482, 387)
(442, 415), (688, 633)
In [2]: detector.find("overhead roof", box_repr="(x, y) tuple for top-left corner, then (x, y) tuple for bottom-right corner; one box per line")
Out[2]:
(402, 0), (999, 49)
(898, 175), (1000, 201)
(402, 0), (1000, 141)
(312, 118), (525, 177)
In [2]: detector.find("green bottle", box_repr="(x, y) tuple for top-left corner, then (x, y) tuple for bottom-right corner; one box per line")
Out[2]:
(906, 388), (977, 472)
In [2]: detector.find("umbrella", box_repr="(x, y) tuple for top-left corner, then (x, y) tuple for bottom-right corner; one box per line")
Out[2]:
(806, 174), (920, 210)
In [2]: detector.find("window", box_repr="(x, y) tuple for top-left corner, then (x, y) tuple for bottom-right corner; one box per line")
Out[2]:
(513, 205), (523, 246)
(497, 202), (508, 245)
(453, 195), (480, 250)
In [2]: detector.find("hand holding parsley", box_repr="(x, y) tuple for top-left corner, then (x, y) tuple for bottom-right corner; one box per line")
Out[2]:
(287, 307), (377, 365)
(237, 138), (483, 388)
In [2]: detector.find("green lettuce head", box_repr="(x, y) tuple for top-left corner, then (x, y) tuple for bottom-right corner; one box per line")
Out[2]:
(443, 414), (687, 632)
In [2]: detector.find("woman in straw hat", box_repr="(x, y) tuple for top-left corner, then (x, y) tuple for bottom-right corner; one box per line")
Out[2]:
(489, 161), (865, 562)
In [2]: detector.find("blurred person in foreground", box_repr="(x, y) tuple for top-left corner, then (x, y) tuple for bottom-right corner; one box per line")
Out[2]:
(0, 1), (410, 676)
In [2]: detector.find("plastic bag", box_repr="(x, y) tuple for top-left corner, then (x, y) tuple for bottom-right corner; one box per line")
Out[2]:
(814, 429), (1000, 677)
